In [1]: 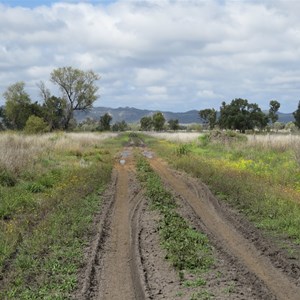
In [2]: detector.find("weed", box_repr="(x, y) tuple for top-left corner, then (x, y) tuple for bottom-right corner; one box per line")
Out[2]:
(136, 157), (213, 277)
(176, 144), (190, 156)
(0, 169), (17, 187)
(183, 277), (206, 287)
(25, 182), (45, 193)
(176, 291), (184, 297)
(179, 270), (185, 281)
(190, 290), (214, 300)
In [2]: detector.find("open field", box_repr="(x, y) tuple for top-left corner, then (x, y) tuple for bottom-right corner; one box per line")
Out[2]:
(1, 131), (300, 299)
(146, 132), (300, 242)
(0, 132), (120, 298)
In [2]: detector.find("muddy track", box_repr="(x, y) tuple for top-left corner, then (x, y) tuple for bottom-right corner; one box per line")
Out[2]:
(75, 147), (300, 300)
(149, 156), (300, 300)
(75, 148), (147, 300)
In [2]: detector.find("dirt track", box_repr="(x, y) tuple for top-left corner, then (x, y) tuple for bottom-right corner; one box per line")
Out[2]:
(75, 147), (300, 300)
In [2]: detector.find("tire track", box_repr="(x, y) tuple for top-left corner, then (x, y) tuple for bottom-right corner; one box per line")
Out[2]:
(149, 157), (300, 300)
(78, 148), (147, 300)
(78, 171), (118, 300)
(129, 188), (150, 299)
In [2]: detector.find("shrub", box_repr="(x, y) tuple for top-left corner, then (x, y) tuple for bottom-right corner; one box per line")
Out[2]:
(24, 116), (49, 134)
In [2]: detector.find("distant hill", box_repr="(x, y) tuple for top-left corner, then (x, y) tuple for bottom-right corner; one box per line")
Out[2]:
(74, 107), (294, 124)
(74, 107), (201, 124)
(276, 112), (294, 123)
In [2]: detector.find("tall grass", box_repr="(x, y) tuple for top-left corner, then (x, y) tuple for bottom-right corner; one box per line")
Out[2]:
(247, 134), (300, 167)
(144, 131), (202, 143)
(247, 134), (300, 149)
(0, 132), (118, 176)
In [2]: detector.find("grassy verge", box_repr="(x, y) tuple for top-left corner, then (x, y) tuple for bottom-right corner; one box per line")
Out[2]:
(146, 131), (300, 246)
(0, 132), (122, 299)
(136, 157), (213, 282)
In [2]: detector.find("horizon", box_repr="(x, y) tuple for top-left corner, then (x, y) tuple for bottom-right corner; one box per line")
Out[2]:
(1, 0), (300, 113)
(85, 105), (296, 115)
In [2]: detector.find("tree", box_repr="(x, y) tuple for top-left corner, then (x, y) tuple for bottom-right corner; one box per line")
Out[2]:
(50, 66), (100, 129)
(98, 113), (112, 131)
(218, 98), (268, 132)
(0, 106), (8, 130)
(285, 121), (296, 132)
(152, 112), (165, 131)
(24, 115), (49, 134)
(168, 119), (180, 131)
(293, 101), (300, 129)
(140, 116), (153, 131)
(42, 96), (67, 130)
(273, 121), (285, 132)
(37, 81), (51, 102)
(112, 120), (128, 132)
(199, 108), (217, 130)
(269, 100), (280, 124)
(3, 82), (34, 130)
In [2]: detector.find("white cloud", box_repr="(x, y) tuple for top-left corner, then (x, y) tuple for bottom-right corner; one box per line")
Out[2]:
(135, 68), (168, 86)
(146, 86), (167, 95)
(0, 0), (300, 112)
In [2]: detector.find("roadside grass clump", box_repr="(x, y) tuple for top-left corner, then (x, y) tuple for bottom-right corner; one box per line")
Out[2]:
(0, 132), (122, 299)
(183, 277), (206, 287)
(175, 144), (191, 156)
(148, 132), (300, 246)
(136, 158), (213, 278)
(0, 169), (17, 187)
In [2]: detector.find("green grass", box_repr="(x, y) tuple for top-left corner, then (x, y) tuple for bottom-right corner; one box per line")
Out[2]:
(136, 157), (213, 278)
(148, 132), (300, 246)
(0, 133), (123, 299)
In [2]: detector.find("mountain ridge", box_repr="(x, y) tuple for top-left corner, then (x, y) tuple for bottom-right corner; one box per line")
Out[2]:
(74, 106), (294, 124)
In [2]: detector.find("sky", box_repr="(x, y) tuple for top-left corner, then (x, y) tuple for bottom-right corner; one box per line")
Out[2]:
(1, 0), (300, 113)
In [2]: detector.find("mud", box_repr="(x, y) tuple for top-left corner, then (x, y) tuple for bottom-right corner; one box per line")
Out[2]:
(150, 155), (300, 300)
(74, 147), (300, 300)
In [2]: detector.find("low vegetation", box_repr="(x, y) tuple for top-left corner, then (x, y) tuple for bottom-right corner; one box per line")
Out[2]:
(1, 129), (299, 298)
(146, 131), (300, 247)
(0, 132), (121, 299)
(136, 157), (213, 279)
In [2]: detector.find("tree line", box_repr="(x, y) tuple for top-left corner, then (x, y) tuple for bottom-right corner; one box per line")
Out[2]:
(199, 98), (300, 132)
(0, 66), (179, 133)
(1, 66), (300, 133)
(79, 112), (179, 132)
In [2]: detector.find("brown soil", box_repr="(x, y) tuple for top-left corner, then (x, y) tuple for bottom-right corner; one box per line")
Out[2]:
(74, 147), (300, 300)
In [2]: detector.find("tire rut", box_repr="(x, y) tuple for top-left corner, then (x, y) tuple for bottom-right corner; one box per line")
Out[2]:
(149, 156), (300, 300)
(76, 147), (299, 300)
(78, 148), (147, 300)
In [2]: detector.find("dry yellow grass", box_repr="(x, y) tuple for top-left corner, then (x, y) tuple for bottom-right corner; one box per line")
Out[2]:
(247, 134), (300, 150)
(0, 132), (118, 174)
(144, 131), (202, 142)
(247, 134), (300, 165)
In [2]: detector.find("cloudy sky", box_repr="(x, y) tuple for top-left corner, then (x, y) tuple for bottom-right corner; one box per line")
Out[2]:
(1, 0), (300, 113)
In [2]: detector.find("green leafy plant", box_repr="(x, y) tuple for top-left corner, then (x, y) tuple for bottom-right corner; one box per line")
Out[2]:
(176, 144), (190, 156)
(136, 157), (213, 277)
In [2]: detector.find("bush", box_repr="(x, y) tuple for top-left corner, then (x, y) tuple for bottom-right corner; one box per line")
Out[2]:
(176, 144), (190, 156)
(24, 116), (49, 134)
